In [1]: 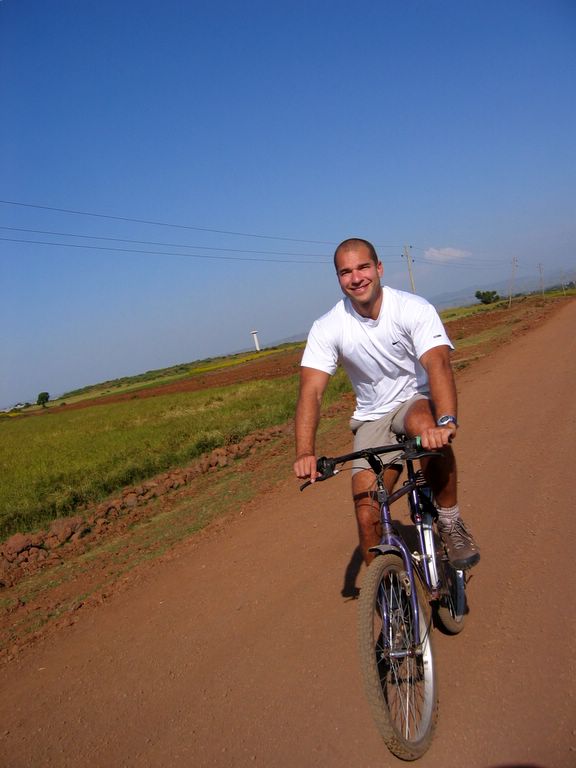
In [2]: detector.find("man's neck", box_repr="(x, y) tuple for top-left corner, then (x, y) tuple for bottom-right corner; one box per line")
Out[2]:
(351, 287), (384, 320)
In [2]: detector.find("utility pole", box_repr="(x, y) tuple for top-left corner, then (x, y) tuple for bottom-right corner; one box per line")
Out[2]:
(537, 263), (544, 298)
(402, 244), (416, 293)
(508, 256), (518, 309)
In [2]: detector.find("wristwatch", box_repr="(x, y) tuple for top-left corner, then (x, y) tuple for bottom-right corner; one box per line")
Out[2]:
(436, 415), (458, 428)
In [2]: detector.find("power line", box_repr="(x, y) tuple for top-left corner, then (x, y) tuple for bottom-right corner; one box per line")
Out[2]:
(0, 236), (333, 264)
(0, 225), (331, 259)
(0, 199), (333, 244)
(1, 233), (524, 271)
(0, 199), (403, 249)
(0, 200), (533, 271)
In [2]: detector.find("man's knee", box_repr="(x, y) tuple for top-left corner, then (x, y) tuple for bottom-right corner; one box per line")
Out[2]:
(404, 398), (435, 435)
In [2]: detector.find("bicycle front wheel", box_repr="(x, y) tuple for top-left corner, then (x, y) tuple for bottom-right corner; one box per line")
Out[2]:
(358, 554), (438, 760)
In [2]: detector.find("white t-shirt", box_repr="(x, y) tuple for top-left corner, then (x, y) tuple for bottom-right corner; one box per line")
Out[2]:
(301, 286), (453, 421)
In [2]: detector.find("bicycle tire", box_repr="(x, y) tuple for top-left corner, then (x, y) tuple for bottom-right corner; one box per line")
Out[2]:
(358, 553), (438, 760)
(437, 562), (467, 634)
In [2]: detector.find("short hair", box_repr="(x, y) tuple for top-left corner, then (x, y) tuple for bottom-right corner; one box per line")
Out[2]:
(333, 238), (379, 269)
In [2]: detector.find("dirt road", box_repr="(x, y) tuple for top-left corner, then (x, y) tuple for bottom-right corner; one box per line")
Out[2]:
(1, 301), (575, 768)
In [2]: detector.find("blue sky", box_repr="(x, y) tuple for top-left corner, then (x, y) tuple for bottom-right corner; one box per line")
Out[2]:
(1, 0), (575, 408)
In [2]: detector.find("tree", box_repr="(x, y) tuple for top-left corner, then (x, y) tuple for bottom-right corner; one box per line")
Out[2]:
(37, 392), (50, 407)
(475, 290), (500, 305)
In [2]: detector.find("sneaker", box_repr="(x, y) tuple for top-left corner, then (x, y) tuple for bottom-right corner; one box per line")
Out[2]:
(438, 518), (480, 570)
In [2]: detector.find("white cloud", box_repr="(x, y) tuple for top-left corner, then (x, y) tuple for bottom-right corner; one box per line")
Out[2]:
(424, 247), (471, 263)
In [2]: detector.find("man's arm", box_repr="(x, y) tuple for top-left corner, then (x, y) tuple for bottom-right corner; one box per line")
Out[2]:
(293, 366), (331, 481)
(418, 345), (458, 448)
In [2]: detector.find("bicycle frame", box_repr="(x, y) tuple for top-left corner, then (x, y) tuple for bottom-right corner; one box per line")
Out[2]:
(302, 437), (447, 650)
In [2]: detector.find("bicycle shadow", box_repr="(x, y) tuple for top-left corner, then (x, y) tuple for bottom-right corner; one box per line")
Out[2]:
(486, 764), (548, 768)
(340, 520), (421, 600)
(341, 545), (363, 599)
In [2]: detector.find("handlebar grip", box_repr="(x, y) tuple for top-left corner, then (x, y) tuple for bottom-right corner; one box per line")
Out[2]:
(316, 456), (334, 476)
(299, 456), (336, 491)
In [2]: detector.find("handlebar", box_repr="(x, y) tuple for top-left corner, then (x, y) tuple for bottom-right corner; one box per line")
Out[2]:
(299, 436), (437, 491)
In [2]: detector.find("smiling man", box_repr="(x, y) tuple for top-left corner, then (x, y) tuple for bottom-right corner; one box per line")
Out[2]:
(293, 237), (479, 570)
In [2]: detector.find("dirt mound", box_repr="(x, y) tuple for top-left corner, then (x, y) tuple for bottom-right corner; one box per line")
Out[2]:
(0, 423), (294, 588)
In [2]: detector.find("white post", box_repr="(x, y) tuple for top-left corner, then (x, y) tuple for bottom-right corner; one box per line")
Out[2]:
(251, 330), (261, 352)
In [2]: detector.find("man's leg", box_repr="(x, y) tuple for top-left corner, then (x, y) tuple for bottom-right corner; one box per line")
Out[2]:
(404, 398), (479, 569)
(403, 398), (457, 504)
(352, 466), (401, 565)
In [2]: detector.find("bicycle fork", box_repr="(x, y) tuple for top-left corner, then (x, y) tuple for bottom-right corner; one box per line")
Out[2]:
(410, 485), (441, 595)
(371, 493), (425, 653)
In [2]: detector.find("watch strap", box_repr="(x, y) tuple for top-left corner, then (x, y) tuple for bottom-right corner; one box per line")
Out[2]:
(436, 415), (458, 427)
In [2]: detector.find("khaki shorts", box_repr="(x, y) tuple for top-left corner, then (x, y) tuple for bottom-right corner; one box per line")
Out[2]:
(349, 393), (429, 474)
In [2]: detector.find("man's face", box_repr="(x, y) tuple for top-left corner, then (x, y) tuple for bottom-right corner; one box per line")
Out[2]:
(334, 245), (383, 315)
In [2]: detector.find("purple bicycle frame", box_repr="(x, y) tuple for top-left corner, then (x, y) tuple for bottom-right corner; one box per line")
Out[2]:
(372, 459), (436, 647)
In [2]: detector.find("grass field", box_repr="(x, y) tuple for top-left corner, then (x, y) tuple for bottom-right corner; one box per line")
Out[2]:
(0, 369), (349, 540)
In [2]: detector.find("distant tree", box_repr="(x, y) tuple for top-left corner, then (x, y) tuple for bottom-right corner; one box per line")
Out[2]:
(475, 290), (500, 305)
(37, 392), (50, 407)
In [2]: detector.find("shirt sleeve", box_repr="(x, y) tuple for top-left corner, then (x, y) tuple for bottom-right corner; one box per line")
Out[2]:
(408, 301), (454, 360)
(301, 318), (339, 375)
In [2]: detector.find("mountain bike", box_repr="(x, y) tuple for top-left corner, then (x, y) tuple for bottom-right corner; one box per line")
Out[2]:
(301, 436), (468, 760)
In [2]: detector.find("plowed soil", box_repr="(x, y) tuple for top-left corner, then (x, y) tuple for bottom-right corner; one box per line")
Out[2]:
(1, 298), (575, 768)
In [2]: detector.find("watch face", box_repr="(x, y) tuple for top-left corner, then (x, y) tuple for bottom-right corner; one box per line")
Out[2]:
(438, 416), (456, 426)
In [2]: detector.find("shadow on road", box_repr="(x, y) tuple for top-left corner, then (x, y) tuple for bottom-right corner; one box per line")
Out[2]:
(341, 545), (362, 599)
(340, 520), (423, 599)
(486, 764), (549, 768)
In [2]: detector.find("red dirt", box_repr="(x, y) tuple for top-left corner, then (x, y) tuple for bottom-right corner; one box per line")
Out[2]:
(44, 349), (305, 412)
(0, 298), (574, 767)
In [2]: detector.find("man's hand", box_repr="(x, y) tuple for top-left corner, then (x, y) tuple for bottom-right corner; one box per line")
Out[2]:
(293, 453), (319, 482)
(419, 424), (457, 451)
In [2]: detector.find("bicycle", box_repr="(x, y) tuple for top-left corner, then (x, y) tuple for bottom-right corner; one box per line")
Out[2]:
(301, 436), (468, 760)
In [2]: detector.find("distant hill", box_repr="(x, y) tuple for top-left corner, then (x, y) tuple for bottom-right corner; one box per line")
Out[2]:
(426, 269), (572, 309)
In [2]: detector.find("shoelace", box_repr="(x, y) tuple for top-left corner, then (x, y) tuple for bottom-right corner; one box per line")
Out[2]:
(447, 521), (475, 551)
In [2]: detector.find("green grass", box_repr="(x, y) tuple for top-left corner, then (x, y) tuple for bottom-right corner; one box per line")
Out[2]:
(440, 300), (508, 321)
(0, 368), (349, 540)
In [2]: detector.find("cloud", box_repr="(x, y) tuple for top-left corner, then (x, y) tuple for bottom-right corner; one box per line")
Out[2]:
(424, 247), (471, 263)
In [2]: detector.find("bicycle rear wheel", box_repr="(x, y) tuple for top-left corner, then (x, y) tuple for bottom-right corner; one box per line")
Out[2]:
(358, 553), (438, 760)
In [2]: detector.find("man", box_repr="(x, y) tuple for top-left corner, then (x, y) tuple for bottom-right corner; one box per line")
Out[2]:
(293, 237), (479, 570)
